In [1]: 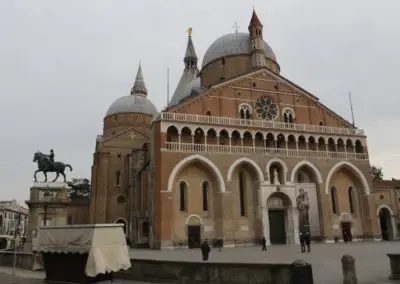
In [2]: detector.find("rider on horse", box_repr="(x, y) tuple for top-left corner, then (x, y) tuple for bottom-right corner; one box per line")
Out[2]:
(45, 149), (55, 168)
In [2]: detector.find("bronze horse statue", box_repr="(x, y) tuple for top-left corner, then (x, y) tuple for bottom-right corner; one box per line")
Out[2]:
(33, 152), (73, 182)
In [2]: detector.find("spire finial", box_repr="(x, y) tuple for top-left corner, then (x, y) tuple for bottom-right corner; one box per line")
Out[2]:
(249, 8), (262, 27)
(184, 29), (198, 67)
(187, 27), (193, 37)
(131, 63), (147, 96)
(232, 22), (240, 34)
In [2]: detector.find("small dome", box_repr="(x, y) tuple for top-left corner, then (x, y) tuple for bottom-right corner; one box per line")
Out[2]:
(202, 32), (276, 68)
(105, 95), (158, 117)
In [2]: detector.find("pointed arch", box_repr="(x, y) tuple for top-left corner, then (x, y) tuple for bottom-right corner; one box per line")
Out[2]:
(167, 154), (226, 192)
(325, 161), (370, 195)
(227, 157), (264, 183)
(290, 160), (323, 184)
(266, 158), (289, 176)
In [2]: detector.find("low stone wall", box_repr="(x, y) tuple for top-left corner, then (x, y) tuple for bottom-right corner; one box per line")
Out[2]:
(117, 258), (314, 284)
(0, 251), (314, 283)
(0, 251), (33, 270)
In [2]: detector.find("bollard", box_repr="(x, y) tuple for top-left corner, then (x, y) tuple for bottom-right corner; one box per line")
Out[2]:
(341, 254), (358, 284)
(291, 259), (314, 284)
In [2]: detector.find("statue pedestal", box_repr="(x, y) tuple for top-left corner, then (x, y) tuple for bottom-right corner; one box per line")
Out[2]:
(24, 182), (71, 252)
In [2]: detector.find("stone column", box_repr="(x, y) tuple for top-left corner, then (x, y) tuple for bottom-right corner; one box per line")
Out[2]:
(293, 207), (300, 244)
(262, 207), (270, 245)
(260, 188), (270, 245)
(392, 214), (398, 240)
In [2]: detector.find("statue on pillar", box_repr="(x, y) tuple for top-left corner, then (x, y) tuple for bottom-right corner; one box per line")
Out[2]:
(296, 188), (310, 233)
(33, 150), (73, 182)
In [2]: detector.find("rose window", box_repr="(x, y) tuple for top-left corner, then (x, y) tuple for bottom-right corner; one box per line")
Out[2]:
(255, 96), (278, 120)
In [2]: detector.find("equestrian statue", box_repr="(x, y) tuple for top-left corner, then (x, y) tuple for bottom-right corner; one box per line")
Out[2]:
(33, 149), (73, 182)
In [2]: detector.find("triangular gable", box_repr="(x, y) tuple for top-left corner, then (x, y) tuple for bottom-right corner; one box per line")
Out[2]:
(97, 127), (150, 151)
(169, 67), (355, 128)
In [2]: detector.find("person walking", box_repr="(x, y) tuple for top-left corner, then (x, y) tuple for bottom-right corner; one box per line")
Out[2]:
(299, 232), (306, 253)
(261, 236), (267, 251)
(305, 232), (311, 253)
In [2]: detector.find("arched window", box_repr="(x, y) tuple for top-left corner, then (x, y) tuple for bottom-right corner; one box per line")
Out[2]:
(179, 181), (186, 211)
(202, 181), (209, 211)
(331, 187), (338, 214)
(115, 171), (121, 186)
(283, 109), (294, 123)
(238, 172), (246, 216)
(239, 104), (252, 120)
(348, 187), (355, 213)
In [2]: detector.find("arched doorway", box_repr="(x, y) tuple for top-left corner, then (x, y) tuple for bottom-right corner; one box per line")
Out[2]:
(186, 215), (202, 249)
(114, 218), (127, 235)
(379, 207), (394, 241)
(267, 192), (292, 244)
(339, 213), (353, 242)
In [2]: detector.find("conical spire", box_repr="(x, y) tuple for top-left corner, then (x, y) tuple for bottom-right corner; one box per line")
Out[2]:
(169, 29), (199, 106)
(184, 28), (198, 68)
(249, 8), (263, 27)
(131, 62), (147, 96)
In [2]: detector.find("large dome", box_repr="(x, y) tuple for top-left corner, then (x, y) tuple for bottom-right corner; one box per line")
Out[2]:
(105, 95), (158, 117)
(202, 32), (276, 68)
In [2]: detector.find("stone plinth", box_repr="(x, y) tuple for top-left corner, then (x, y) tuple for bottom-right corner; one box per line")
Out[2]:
(24, 182), (71, 251)
(387, 254), (400, 280)
(117, 258), (314, 284)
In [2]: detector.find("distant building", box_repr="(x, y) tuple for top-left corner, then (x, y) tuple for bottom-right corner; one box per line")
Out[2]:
(0, 199), (28, 237)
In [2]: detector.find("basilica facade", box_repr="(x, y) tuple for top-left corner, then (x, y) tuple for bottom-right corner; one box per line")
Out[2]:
(89, 10), (398, 248)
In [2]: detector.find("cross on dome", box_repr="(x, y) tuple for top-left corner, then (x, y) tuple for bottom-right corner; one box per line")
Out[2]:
(232, 22), (240, 33)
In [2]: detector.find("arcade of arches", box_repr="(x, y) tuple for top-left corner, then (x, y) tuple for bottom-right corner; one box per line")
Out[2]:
(161, 154), (395, 248)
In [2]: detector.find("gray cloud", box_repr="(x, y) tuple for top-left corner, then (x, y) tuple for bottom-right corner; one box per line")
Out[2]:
(0, 0), (399, 204)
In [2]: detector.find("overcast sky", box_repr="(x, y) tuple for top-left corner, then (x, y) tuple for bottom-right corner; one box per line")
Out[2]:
(1, 0), (399, 205)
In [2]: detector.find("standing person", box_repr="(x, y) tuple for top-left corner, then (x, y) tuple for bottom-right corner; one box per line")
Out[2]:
(299, 232), (306, 253)
(305, 232), (311, 253)
(200, 239), (211, 261)
(261, 236), (267, 251)
(218, 238), (223, 252)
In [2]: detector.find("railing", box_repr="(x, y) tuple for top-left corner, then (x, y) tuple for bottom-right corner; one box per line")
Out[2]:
(163, 142), (369, 160)
(158, 112), (365, 136)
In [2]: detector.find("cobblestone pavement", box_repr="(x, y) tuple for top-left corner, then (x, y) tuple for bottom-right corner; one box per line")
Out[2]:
(129, 241), (400, 284)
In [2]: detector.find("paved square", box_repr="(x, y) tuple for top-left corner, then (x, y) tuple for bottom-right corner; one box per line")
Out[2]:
(129, 241), (400, 283)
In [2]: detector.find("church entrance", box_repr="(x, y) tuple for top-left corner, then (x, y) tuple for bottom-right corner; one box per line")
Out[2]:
(267, 192), (292, 245)
(379, 207), (393, 241)
(187, 225), (201, 248)
(268, 209), (286, 244)
(341, 222), (353, 242)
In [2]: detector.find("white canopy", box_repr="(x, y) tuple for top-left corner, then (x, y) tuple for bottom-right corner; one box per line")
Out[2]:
(35, 224), (131, 277)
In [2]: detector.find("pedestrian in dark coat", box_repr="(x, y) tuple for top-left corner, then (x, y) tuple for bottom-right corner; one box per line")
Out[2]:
(200, 239), (211, 261)
(305, 232), (311, 253)
(261, 237), (267, 251)
(299, 232), (306, 253)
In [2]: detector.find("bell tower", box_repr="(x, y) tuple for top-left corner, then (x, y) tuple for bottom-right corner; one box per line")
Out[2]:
(248, 9), (266, 70)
